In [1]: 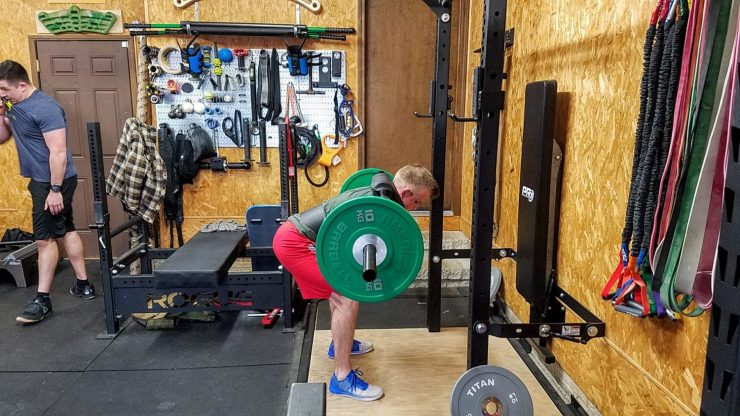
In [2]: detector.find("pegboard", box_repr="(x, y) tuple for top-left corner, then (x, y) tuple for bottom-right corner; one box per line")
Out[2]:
(150, 48), (346, 149)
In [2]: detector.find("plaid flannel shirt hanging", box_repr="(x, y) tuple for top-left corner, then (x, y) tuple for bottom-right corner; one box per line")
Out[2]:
(106, 118), (166, 223)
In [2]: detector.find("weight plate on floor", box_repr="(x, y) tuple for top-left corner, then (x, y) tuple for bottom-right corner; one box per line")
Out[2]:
(340, 168), (394, 192)
(451, 365), (533, 416)
(316, 196), (423, 302)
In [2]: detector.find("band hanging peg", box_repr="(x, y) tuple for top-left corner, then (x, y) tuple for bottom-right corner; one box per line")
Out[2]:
(290, 0), (321, 14)
(173, 0), (198, 8)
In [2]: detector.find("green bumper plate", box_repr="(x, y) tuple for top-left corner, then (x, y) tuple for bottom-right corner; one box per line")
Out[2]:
(340, 168), (394, 192)
(316, 196), (423, 302)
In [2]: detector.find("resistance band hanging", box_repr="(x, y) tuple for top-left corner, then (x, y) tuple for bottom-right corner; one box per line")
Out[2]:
(659, 0), (737, 317)
(604, 0), (692, 318)
(608, 0), (738, 318)
(604, 0), (668, 317)
(651, 0), (695, 270)
(651, 0), (706, 278)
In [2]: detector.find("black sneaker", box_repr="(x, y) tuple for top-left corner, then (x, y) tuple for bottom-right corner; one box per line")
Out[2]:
(16, 298), (53, 325)
(70, 283), (96, 300)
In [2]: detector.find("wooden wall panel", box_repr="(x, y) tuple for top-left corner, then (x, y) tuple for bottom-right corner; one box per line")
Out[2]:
(0, 1), (361, 242)
(0, 0), (144, 233)
(460, 1), (708, 415)
(143, 0), (361, 238)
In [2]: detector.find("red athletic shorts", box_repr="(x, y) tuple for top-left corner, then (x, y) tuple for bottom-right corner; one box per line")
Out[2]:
(273, 221), (333, 300)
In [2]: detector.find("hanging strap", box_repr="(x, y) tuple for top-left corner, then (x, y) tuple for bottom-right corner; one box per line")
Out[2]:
(689, 8), (740, 308)
(641, 1), (689, 313)
(258, 49), (270, 120)
(270, 48), (282, 124)
(333, 87), (341, 146)
(652, 0), (707, 276)
(674, 1), (739, 298)
(660, 0), (734, 316)
(651, 0), (698, 269)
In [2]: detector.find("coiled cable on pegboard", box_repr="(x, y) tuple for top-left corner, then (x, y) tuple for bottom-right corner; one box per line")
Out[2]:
(294, 124), (328, 187)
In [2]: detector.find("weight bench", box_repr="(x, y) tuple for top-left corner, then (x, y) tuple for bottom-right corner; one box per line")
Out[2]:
(97, 226), (292, 336)
(0, 240), (38, 288)
(91, 217), (293, 336)
(87, 122), (293, 336)
(155, 230), (245, 289)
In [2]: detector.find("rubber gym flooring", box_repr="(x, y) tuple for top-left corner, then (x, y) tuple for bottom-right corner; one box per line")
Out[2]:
(0, 260), (300, 416)
(1, 261), (564, 416)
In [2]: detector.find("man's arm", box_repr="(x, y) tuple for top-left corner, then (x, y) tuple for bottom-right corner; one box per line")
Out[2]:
(0, 110), (12, 144)
(44, 128), (67, 185)
(43, 128), (67, 215)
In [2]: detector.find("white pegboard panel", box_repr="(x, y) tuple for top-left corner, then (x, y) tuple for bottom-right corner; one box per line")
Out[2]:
(150, 48), (345, 148)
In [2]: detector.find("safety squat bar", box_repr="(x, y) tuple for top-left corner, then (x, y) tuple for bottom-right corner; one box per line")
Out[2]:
(420, 0), (605, 368)
(86, 122), (293, 337)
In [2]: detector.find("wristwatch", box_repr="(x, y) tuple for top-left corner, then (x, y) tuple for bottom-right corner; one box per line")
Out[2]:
(50, 184), (62, 193)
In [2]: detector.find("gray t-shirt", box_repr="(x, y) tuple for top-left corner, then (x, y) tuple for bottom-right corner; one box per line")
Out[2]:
(288, 187), (376, 241)
(6, 89), (76, 182)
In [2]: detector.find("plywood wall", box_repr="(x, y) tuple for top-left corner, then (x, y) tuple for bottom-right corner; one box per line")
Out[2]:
(460, 1), (709, 415)
(0, 0), (145, 234)
(146, 0), (360, 239)
(0, 0), (360, 241)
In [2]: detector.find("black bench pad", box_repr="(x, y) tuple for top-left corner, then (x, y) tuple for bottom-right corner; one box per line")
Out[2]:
(154, 230), (246, 289)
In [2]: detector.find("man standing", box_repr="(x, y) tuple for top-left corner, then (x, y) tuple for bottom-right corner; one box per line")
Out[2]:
(0, 60), (95, 325)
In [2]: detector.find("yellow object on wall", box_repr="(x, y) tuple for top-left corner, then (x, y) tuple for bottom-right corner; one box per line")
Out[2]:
(459, 2), (708, 415)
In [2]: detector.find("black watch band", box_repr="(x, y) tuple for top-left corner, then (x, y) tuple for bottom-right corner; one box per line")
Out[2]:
(50, 184), (62, 193)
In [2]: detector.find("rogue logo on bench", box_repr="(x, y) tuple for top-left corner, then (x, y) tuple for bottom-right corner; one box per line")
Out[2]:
(146, 290), (254, 309)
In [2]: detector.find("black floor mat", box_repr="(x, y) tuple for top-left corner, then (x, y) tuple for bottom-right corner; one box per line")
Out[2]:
(0, 372), (82, 416)
(0, 262), (110, 372)
(0, 260), (301, 416)
(43, 365), (291, 416)
(90, 311), (295, 371)
(316, 293), (469, 330)
(0, 278), (17, 297)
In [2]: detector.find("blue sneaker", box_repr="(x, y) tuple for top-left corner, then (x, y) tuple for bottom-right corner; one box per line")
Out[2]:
(327, 339), (374, 359)
(329, 369), (383, 401)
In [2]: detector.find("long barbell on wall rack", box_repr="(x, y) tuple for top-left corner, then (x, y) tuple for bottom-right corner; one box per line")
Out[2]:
(124, 22), (355, 41)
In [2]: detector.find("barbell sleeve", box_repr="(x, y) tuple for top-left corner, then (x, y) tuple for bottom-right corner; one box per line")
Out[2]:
(362, 244), (377, 282)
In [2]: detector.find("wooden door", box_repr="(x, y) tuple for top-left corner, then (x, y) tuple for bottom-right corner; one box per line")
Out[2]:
(363, 0), (466, 212)
(35, 39), (133, 258)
